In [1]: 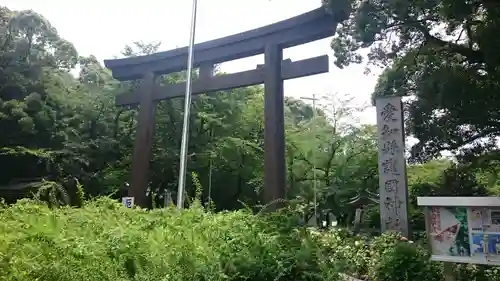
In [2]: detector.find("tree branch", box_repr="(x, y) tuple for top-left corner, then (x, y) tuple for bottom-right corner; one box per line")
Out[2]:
(413, 23), (484, 64)
(443, 127), (499, 151)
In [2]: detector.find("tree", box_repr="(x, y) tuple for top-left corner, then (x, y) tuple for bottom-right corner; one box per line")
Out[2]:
(0, 7), (83, 195)
(328, 0), (500, 163)
(286, 93), (379, 226)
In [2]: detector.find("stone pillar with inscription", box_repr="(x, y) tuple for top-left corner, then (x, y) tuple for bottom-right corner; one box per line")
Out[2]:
(375, 96), (410, 237)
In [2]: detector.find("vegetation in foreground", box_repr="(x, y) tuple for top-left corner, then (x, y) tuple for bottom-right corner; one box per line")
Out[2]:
(0, 198), (340, 281)
(0, 198), (498, 281)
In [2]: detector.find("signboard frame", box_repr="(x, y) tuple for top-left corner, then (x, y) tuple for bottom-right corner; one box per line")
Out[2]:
(418, 196), (500, 265)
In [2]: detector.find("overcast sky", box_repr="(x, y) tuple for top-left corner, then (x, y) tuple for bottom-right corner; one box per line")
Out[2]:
(3, 0), (383, 123)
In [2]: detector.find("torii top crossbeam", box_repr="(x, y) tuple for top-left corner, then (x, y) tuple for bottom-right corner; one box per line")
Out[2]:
(104, 7), (338, 81)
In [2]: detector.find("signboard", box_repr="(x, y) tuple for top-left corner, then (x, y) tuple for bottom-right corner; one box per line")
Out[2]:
(122, 197), (134, 208)
(375, 96), (409, 236)
(428, 206), (471, 257)
(419, 197), (500, 265)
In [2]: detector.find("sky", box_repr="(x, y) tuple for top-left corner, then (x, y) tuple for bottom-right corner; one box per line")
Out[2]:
(3, 0), (382, 123)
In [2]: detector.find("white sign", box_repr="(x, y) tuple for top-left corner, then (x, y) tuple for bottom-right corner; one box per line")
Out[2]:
(418, 197), (500, 265)
(375, 96), (409, 236)
(122, 197), (134, 208)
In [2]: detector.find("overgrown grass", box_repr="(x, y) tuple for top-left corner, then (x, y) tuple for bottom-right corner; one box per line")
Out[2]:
(0, 198), (339, 281)
(2, 197), (499, 281)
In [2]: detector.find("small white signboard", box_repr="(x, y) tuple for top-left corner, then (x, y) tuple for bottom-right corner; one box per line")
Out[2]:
(122, 197), (134, 208)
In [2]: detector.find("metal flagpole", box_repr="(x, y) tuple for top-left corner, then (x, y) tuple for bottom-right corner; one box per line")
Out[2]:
(177, 0), (199, 209)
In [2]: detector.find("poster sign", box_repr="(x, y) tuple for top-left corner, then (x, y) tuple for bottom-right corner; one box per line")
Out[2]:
(122, 197), (134, 208)
(428, 207), (471, 257)
(419, 197), (500, 265)
(468, 207), (500, 263)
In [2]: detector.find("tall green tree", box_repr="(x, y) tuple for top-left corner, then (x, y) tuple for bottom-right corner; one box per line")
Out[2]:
(327, 0), (500, 164)
(286, 94), (379, 225)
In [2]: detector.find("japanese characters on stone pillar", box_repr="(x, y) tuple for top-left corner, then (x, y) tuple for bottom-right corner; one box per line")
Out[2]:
(375, 96), (410, 236)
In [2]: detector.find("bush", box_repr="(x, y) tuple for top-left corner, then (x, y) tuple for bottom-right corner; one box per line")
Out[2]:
(319, 230), (440, 281)
(3, 198), (499, 281)
(318, 228), (371, 278)
(0, 198), (339, 281)
(367, 232), (441, 281)
(319, 229), (500, 281)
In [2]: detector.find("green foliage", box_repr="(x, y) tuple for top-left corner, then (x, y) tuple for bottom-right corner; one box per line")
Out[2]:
(33, 179), (70, 207)
(319, 229), (440, 280)
(0, 198), (339, 281)
(454, 264), (500, 281)
(330, 0), (500, 164)
(367, 233), (440, 281)
(319, 229), (371, 277)
(285, 94), (380, 225)
(2, 198), (499, 281)
(320, 229), (500, 281)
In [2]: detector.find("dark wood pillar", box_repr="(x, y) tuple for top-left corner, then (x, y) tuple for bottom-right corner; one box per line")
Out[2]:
(263, 44), (286, 206)
(129, 72), (157, 207)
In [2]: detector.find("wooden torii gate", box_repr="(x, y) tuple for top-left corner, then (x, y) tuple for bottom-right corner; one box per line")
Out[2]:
(104, 7), (340, 207)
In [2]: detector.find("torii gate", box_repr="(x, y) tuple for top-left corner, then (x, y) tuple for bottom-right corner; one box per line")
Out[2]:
(104, 7), (340, 207)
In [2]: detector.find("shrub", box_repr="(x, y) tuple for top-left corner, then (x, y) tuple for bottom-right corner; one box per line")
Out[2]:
(319, 229), (500, 281)
(0, 198), (339, 281)
(453, 263), (500, 281)
(3, 198), (499, 281)
(318, 228), (370, 279)
(367, 232), (441, 281)
(319, 230), (441, 281)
